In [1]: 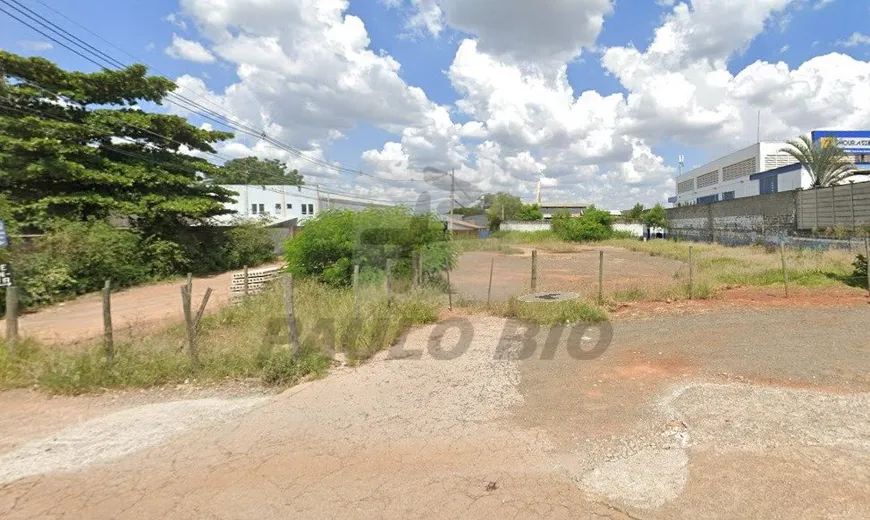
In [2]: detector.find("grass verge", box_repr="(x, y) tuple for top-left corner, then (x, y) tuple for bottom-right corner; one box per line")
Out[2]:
(457, 296), (608, 325)
(0, 279), (440, 395)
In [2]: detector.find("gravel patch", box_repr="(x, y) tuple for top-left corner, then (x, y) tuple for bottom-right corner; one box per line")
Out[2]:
(0, 397), (265, 485)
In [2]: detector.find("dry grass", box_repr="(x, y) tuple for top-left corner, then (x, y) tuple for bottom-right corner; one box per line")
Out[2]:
(0, 280), (441, 395)
(603, 238), (858, 292)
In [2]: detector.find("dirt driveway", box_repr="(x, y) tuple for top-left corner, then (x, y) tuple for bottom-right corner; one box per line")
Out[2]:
(1, 302), (868, 519)
(1, 264), (281, 346)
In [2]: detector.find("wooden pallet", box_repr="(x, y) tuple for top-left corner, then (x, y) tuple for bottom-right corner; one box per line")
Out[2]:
(229, 267), (280, 302)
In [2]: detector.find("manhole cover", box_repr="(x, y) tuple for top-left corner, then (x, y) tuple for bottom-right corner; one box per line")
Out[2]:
(518, 292), (580, 303)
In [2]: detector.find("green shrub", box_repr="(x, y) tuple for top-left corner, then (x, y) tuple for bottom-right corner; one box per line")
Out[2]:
(285, 207), (455, 287)
(555, 217), (611, 242)
(553, 205), (615, 242)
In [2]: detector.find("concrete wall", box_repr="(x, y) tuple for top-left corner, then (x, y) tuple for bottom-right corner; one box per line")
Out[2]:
(501, 221), (552, 232)
(613, 222), (644, 237)
(667, 191), (798, 245)
(797, 181), (870, 230)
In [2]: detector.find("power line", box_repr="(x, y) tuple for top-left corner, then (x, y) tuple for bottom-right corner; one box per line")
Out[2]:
(2, 0), (426, 185)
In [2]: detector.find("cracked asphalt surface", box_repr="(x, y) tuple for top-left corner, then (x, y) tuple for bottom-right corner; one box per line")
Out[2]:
(1, 303), (869, 519)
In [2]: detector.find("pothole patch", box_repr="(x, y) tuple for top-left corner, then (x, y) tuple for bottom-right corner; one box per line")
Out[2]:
(581, 448), (689, 509)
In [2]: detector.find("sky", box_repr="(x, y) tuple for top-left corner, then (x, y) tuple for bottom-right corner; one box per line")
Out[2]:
(2, 0), (870, 211)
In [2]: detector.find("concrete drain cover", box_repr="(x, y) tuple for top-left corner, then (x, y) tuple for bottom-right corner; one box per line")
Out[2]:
(518, 292), (580, 303)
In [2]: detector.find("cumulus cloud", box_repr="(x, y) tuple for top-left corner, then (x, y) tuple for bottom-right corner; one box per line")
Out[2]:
(165, 34), (216, 63)
(601, 0), (870, 152)
(386, 0), (614, 64)
(17, 40), (52, 52)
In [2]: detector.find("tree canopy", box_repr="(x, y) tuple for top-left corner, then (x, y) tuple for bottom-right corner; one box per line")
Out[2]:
(0, 51), (236, 234)
(210, 156), (304, 186)
(517, 203), (543, 221)
(623, 203), (645, 222)
(780, 135), (857, 188)
(486, 192), (523, 229)
(642, 203), (669, 229)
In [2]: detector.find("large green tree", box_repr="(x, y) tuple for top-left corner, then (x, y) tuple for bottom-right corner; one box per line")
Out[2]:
(623, 203), (645, 222)
(0, 51), (236, 234)
(210, 156), (304, 186)
(486, 192), (524, 230)
(780, 135), (857, 188)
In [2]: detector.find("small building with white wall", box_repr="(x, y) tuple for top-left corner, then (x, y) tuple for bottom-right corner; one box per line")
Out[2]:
(213, 185), (393, 225)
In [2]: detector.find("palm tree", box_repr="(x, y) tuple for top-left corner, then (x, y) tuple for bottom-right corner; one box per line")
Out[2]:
(780, 135), (857, 188)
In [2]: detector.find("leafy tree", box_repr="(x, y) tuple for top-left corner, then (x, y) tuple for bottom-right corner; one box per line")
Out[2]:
(452, 207), (484, 217)
(486, 192), (524, 230)
(642, 203), (669, 229)
(780, 135), (857, 188)
(0, 51), (235, 234)
(517, 203), (543, 221)
(623, 203), (645, 222)
(211, 156), (304, 186)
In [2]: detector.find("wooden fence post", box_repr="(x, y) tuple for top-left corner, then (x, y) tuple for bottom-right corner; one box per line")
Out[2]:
(487, 258), (494, 307)
(780, 242), (789, 298)
(5, 286), (18, 353)
(446, 268), (453, 310)
(688, 246), (695, 300)
(598, 251), (604, 305)
(102, 280), (114, 361)
(386, 259), (394, 308)
(242, 266), (249, 299)
(531, 250), (538, 291)
(283, 274), (299, 354)
(193, 288), (213, 332)
(180, 284), (201, 371)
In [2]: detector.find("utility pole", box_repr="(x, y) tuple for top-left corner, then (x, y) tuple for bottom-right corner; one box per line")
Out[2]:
(449, 168), (455, 234)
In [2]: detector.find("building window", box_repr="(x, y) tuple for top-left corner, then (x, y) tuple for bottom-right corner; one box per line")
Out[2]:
(275, 203), (282, 213)
(722, 191), (735, 201)
(697, 194), (719, 204)
(251, 203), (258, 215)
(308, 203), (314, 214)
(301, 204), (307, 215)
(286, 203), (292, 209)
(759, 176), (778, 195)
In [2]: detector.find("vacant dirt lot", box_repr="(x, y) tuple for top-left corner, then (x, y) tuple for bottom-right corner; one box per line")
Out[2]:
(452, 247), (687, 302)
(1, 300), (867, 518)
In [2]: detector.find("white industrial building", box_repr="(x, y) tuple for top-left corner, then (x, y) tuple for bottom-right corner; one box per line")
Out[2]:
(670, 131), (870, 206)
(213, 185), (392, 225)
